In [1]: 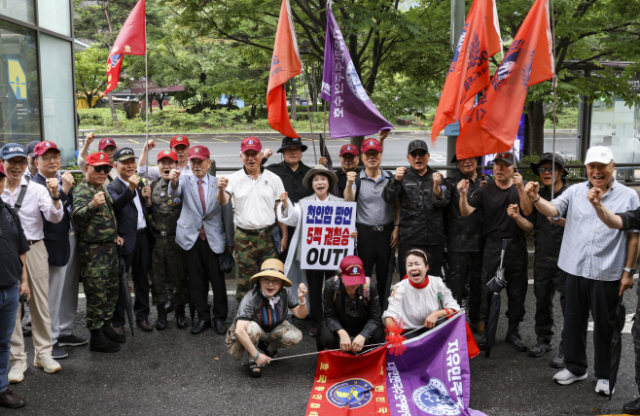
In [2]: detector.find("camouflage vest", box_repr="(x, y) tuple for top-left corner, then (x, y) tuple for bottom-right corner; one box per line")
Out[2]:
(150, 178), (183, 236)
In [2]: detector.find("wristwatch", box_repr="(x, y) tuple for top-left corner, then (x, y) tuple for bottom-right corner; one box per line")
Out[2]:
(624, 267), (637, 275)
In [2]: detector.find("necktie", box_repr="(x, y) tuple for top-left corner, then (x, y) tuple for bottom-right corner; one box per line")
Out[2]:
(198, 179), (206, 240)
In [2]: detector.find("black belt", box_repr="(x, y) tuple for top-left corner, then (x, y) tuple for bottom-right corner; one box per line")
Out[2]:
(27, 239), (42, 246)
(485, 236), (523, 244)
(137, 228), (147, 235)
(356, 222), (394, 232)
(237, 224), (276, 236)
(154, 230), (175, 238)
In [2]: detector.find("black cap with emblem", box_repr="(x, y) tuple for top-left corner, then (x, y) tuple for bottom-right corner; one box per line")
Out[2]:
(277, 136), (308, 153)
(113, 147), (136, 162)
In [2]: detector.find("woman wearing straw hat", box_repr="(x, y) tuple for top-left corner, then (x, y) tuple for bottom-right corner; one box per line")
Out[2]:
(226, 259), (307, 378)
(278, 164), (357, 337)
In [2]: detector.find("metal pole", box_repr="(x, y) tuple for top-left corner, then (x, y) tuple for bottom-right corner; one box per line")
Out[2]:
(301, 68), (318, 163)
(144, 8), (149, 179)
(549, 0), (557, 199)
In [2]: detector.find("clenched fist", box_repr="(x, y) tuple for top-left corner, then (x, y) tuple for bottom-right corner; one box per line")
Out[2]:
(169, 169), (181, 184)
(432, 172), (442, 189)
(279, 191), (289, 209)
(318, 156), (328, 166)
(297, 283), (308, 300)
(85, 132), (96, 146)
(507, 204), (520, 219)
(61, 171), (75, 194)
(93, 191), (106, 209)
(127, 174), (140, 191)
(513, 173), (524, 189)
(346, 171), (357, 184)
(46, 178), (59, 198)
(457, 179), (469, 195)
(395, 167), (407, 182)
(141, 186), (151, 198)
(524, 181), (540, 200)
(218, 176), (229, 192)
(587, 187), (603, 206)
(146, 139), (156, 151)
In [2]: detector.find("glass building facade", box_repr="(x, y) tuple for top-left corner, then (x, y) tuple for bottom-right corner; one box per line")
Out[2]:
(0, 0), (76, 163)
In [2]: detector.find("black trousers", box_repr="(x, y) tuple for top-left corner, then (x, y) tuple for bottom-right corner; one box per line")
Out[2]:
(113, 231), (151, 325)
(306, 270), (334, 324)
(480, 238), (528, 329)
(398, 242), (445, 278)
(564, 274), (619, 379)
(356, 223), (393, 310)
(446, 251), (483, 323)
(186, 238), (227, 322)
(317, 323), (386, 351)
(533, 266), (566, 344)
(633, 286), (640, 394)
(278, 226), (295, 263)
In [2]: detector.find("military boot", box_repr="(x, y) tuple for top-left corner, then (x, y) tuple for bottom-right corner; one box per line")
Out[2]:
(155, 305), (168, 330)
(505, 321), (528, 352)
(90, 329), (120, 353)
(175, 304), (188, 329)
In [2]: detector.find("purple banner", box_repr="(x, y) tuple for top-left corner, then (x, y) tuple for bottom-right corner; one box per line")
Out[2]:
(386, 313), (486, 416)
(321, 7), (394, 139)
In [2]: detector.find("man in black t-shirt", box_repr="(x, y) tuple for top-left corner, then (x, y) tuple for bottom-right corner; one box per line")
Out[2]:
(0, 163), (29, 408)
(458, 152), (533, 353)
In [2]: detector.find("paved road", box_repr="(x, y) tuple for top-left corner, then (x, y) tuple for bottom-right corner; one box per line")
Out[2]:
(87, 132), (579, 173)
(12, 269), (640, 416)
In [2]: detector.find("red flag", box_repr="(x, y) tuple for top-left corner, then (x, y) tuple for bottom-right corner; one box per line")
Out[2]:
(430, 0), (502, 143)
(456, 0), (554, 159)
(267, 0), (302, 138)
(306, 347), (388, 415)
(104, 0), (146, 95)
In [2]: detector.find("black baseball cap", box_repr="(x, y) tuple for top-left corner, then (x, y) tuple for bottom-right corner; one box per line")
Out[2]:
(407, 140), (429, 155)
(113, 147), (136, 162)
(493, 151), (517, 166)
(26, 141), (40, 158)
(530, 153), (567, 177)
(277, 136), (308, 153)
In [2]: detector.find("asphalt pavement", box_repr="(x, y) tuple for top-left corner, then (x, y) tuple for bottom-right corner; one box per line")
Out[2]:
(11, 268), (640, 416)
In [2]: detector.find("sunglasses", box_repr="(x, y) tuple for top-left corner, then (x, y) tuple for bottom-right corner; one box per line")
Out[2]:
(538, 167), (560, 174)
(496, 152), (512, 159)
(410, 150), (427, 157)
(93, 166), (111, 174)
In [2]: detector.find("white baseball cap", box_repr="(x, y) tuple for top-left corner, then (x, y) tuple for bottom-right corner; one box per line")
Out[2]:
(584, 146), (614, 165)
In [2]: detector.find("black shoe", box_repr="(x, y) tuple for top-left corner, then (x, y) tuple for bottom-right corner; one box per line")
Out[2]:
(477, 336), (487, 351)
(550, 347), (565, 368)
(51, 342), (68, 360)
(309, 325), (318, 337)
(164, 298), (176, 314)
(505, 333), (528, 352)
(58, 334), (88, 347)
(90, 329), (120, 353)
(0, 389), (26, 409)
(102, 323), (125, 343)
(22, 327), (31, 338)
(214, 319), (227, 335)
(155, 305), (167, 330)
(175, 304), (188, 329)
(623, 398), (640, 415)
(191, 320), (211, 335)
(529, 341), (553, 358)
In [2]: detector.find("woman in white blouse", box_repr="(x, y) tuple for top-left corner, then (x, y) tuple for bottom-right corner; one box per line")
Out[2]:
(383, 249), (459, 335)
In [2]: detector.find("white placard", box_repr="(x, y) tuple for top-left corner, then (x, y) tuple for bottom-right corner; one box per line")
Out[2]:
(301, 200), (357, 270)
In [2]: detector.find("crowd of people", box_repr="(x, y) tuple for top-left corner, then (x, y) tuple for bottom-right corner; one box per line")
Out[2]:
(1, 133), (640, 414)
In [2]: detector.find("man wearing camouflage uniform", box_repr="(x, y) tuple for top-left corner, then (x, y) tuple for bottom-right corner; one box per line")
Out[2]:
(72, 152), (123, 353)
(148, 150), (188, 330)
(444, 154), (488, 334)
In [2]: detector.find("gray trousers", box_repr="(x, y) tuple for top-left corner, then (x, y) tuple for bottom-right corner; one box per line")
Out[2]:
(49, 232), (80, 343)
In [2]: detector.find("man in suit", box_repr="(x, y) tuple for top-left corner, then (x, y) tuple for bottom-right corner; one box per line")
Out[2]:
(107, 148), (154, 335)
(32, 141), (87, 360)
(169, 145), (233, 335)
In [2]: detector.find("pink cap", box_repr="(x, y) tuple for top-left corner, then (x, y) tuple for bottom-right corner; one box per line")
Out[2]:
(339, 256), (366, 286)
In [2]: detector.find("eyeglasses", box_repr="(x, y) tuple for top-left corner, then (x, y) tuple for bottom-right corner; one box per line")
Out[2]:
(410, 150), (427, 157)
(6, 159), (27, 167)
(40, 155), (60, 162)
(93, 166), (111, 174)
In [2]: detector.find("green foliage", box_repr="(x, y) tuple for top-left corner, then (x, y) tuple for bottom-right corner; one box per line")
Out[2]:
(75, 46), (110, 106)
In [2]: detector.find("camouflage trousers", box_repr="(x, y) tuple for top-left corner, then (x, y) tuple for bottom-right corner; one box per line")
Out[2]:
(234, 228), (277, 302)
(226, 319), (302, 361)
(78, 242), (119, 330)
(150, 236), (188, 306)
(633, 285), (640, 394)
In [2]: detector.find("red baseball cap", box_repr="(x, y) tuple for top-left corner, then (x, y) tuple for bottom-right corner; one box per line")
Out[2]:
(0, 163), (5, 177)
(170, 135), (190, 148)
(188, 145), (210, 160)
(339, 256), (366, 286)
(98, 138), (117, 150)
(361, 138), (382, 154)
(241, 136), (262, 153)
(85, 152), (113, 167)
(157, 149), (178, 163)
(339, 144), (359, 157)
(33, 141), (60, 157)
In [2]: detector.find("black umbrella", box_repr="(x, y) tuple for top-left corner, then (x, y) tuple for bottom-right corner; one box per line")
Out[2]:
(383, 250), (397, 310)
(608, 295), (626, 400)
(484, 239), (509, 358)
(117, 246), (135, 337)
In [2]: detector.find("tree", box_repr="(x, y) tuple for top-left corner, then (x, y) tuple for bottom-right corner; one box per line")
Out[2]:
(75, 47), (111, 108)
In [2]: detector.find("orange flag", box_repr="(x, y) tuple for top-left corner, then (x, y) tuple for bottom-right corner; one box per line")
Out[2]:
(430, 0), (502, 143)
(456, 0), (554, 159)
(267, 0), (302, 138)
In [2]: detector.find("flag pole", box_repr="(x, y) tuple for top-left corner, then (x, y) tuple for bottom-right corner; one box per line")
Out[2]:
(144, 7), (149, 180)
(549, 0), (558, 199)
(301, 67), (318, 164)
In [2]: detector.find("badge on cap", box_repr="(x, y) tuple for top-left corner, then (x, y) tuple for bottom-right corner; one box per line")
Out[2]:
(177, 137), (182, 141)
(248, 139), (254, 145)
(369, 140), (374, 145)
(45, 142), (51, 147)
(106, 140), (111, 144)
(164, 150), (170, 155)
(195, 148), (200, 153)
(100, 154), (105, 160)
(347, 146), (351, 150)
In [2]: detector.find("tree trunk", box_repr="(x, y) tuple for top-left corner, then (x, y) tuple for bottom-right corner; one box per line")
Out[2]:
(351, 136), (365, 165)
(310, 62), (318, 112)
(526, 100), (545, 156)
(251, 104), (257, 120)
(107, 92), (118, 125)
(290, 78), (297, 121)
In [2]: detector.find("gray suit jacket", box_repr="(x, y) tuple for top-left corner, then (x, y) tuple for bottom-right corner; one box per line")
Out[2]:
(170, 174), (234, 253)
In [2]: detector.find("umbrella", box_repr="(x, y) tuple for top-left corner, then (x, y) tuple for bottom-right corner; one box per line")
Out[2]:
(484, 239), (509, 358)
(608, 295), (626, 400)
(117, 246), (135, 337)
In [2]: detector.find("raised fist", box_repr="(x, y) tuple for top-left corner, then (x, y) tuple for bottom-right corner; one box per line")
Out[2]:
(507, 204), (520, 219)
(218, 175), (229, 191)
(46, 178), (59, 198)
(318, 156), (328, 166)
(127, 174), (140, 190)
(513, 172), (524, 189)
(146, 139), (156, 151)
(346, 171), (357, 184)
(263, 148), (273, 160)
(85, 132), (96, 146)
(298, 283), (308, 299)
(525, 181), (540, 200)
(395, 167), (407, 182)
(279, 191), (289, 209)
(93, 191), (106, 209)
(457, 179), (469, 195)
(432, 172), (442, 188)
(587, 187), (603, 206)
(61, 171), (75, 189)
(141, 186), (151, 198)
(169, 169), (181, 183)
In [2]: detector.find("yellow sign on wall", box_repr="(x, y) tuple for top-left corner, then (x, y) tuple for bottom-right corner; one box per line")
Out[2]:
(8, 59), (27, 100)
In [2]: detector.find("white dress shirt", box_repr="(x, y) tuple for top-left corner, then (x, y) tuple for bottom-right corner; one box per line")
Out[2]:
(2, 177), (64, 240)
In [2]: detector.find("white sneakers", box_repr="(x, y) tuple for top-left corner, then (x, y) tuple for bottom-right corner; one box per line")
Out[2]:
(595, 379), (614, 396)
(34, 356), (61, 374)
(7, 362), (27, 384)
(553, 369), (588, 385)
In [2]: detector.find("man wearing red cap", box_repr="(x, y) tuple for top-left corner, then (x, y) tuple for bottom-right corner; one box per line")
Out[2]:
(138, 135), (193, 180)
(78, 133), (118, 184)
(73, 152), (123, 353)
(217, 137), (287, 302)
(344, 138), (399, 309)
(334, 144), (361, 198)
(169, 145), (234, 335)
(32, 141), (87, 359)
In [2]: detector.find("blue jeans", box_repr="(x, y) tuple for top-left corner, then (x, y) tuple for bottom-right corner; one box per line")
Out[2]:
(0, 283), (19, 393)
